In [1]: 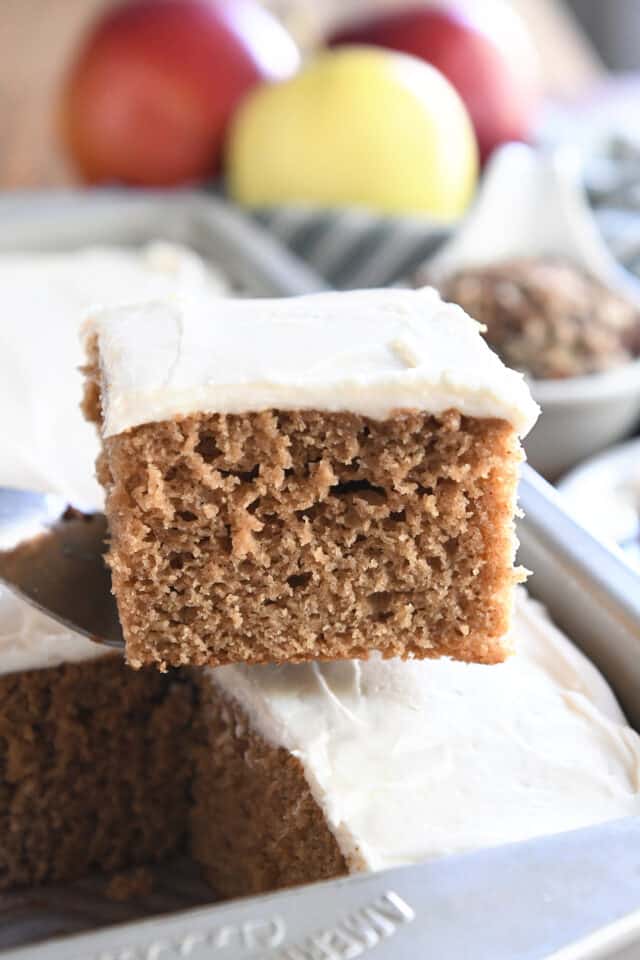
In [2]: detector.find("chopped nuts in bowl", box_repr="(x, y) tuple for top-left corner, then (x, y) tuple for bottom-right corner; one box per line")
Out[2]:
(428, 257), (640, 478)
(437, 257), (640, 380)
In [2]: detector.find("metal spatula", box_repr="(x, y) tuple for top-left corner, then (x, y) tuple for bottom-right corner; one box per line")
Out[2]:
(0, 487), (122, 647)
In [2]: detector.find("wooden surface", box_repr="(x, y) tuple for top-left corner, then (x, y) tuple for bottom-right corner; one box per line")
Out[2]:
(0, 0), (110, 187)
(0, 0), (603, 189)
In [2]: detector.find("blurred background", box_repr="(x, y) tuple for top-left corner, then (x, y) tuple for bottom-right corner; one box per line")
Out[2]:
(0, 0), (622, 187)
(566, 0), (640, 70)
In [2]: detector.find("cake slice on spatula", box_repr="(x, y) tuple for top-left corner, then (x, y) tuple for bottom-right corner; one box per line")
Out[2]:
(83, 287), (538, 670)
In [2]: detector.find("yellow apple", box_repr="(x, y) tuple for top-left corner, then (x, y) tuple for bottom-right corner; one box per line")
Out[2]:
(226, 45), (478, 220)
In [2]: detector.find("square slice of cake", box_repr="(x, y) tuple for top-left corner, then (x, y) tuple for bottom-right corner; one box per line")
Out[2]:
(83, 287), (539, 670)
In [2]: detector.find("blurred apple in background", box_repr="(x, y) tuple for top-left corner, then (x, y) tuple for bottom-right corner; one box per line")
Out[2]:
(227, 46), (478, 220)
(329, 2), (541, 162)
(61, 0), (299, 186)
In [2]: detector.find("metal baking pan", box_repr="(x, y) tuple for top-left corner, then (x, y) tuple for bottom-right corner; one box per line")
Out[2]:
(0, 190), (325, 298)
(0, 192), (639, 960)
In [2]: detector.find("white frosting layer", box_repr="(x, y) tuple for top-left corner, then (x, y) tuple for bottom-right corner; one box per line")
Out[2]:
(0, 586), (108, 674)
(0, 243), (227, 510)
(87, 287), (539, 439)
(209, 590), (640, 870)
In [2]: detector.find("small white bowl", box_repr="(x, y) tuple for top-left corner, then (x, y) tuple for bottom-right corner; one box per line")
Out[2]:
(527, 360), (640, 479)
(558, 435), (640, 569)
(428, 143), (640, 479)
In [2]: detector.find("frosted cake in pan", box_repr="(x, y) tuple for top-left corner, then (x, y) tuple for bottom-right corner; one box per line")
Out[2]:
(2, 245), (636, 905)
(2, 585), (639, 893)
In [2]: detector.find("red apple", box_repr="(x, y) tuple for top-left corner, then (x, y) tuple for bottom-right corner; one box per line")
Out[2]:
(61, 0), (299, 185)
(329, 2), (540, 163)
